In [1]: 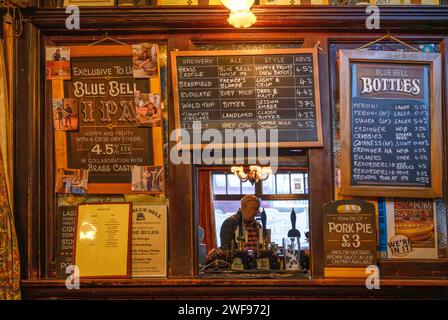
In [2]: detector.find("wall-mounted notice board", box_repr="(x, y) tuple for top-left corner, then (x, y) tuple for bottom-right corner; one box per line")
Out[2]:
(339, 49), (442, 198)
(171, 48), (323, 149)
(53, 45), (164, 194)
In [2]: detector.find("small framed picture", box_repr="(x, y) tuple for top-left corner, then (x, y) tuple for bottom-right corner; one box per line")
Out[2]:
(46, 47), (71, 80)
(55, 168), (89, 194)
(131, 166), (165, 193)
(52, 98), (79, 131)
(132, 43), (159, 78)
(134, 92), (162, 127)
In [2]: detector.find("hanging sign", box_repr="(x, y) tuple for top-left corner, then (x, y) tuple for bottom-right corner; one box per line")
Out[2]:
(339, 49), (442, 198)
(52, 45), (165, 194)
(171, 48), (323, 148)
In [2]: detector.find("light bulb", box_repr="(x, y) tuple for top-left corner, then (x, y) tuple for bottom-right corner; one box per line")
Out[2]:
(221, 0), (257, 28)
(228, 11), (257, 28)
(221, 0), (255, 11)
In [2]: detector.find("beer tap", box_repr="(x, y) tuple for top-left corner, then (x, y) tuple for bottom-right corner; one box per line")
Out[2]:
(260, 208), (267, 249)
(237, 209), (245, 250)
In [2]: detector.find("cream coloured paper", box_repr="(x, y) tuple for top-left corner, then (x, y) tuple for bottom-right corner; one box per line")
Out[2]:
(75, 203), (131, 277)
(132, 204), (167, 277)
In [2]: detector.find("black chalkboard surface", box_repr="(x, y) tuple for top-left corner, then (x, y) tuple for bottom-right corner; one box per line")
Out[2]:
(65, 56), (152, 185)
(350, 62), (431, 188)
(171, 49), (323, 148)
(339, 50), (443, 198)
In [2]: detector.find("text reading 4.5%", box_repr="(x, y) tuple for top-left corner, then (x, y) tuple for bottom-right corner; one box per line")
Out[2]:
(91, 144), (123, 156)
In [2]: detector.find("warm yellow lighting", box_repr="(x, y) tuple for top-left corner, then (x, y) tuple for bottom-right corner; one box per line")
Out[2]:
(228, 11), (257, 28)
(221, 0), (255, 11)
(79, 222), (97, 240)
(231, 166), (271, 185)
(221, 0), (257, 28)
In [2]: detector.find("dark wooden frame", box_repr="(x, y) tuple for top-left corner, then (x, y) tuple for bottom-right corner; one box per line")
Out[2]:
(339, 49), (443, 198)
(171, 48), (323, 149)
(12, 6), (448, 299)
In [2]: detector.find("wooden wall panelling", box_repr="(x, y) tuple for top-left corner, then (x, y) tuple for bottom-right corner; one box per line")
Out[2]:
(14, 22), (30, 280)
(167, 36), (195, 276)
(25, 7), (448, 33)
(444, 37), (448, 259)
(35, 25), (47, 279)
(12, 9), (448, 296)
(304, 35), (332, 279)
(14, 23), (43, 279)
(38, 33), (192, 278)
(378, 260), (448, 278)
(327, 35), (448, 276)
(44, 37), (58, 278)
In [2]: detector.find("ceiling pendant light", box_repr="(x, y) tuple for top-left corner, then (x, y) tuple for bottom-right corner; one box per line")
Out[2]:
(221, 0), (257, 28)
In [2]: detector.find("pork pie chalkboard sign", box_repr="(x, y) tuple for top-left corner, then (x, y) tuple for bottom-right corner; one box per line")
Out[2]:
(53, 45), (164, 194)
(323, 199), (377, 278)
(171, 49), (323, 148)
(339, 50), (442, 198)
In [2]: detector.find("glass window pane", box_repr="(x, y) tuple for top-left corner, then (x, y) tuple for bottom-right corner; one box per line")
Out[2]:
(276, 174), (290, 194)
(212, 174), (227, 195)
(291, 174), (305, 194)
(213, 201), (240, 248)
(260, 200), (310, 249)
(262, 174), (276, 194)
(227, 174), (241, 195)
(241, 180), (255, 195)
(305, 173), (309, 194)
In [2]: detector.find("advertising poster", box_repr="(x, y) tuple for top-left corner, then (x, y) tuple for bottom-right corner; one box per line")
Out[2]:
(132, 204), (167, 277)
(385, 198), (438, 259)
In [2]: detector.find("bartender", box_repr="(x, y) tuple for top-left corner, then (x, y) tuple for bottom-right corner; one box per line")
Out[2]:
(220, 194), (262, 251)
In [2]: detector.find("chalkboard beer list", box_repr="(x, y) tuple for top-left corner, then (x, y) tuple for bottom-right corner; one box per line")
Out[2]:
(65, 57), (152, 184)
(339, 49), (443, 198)
(172, 49), (322, 147)
(351, 63), (430, 187)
